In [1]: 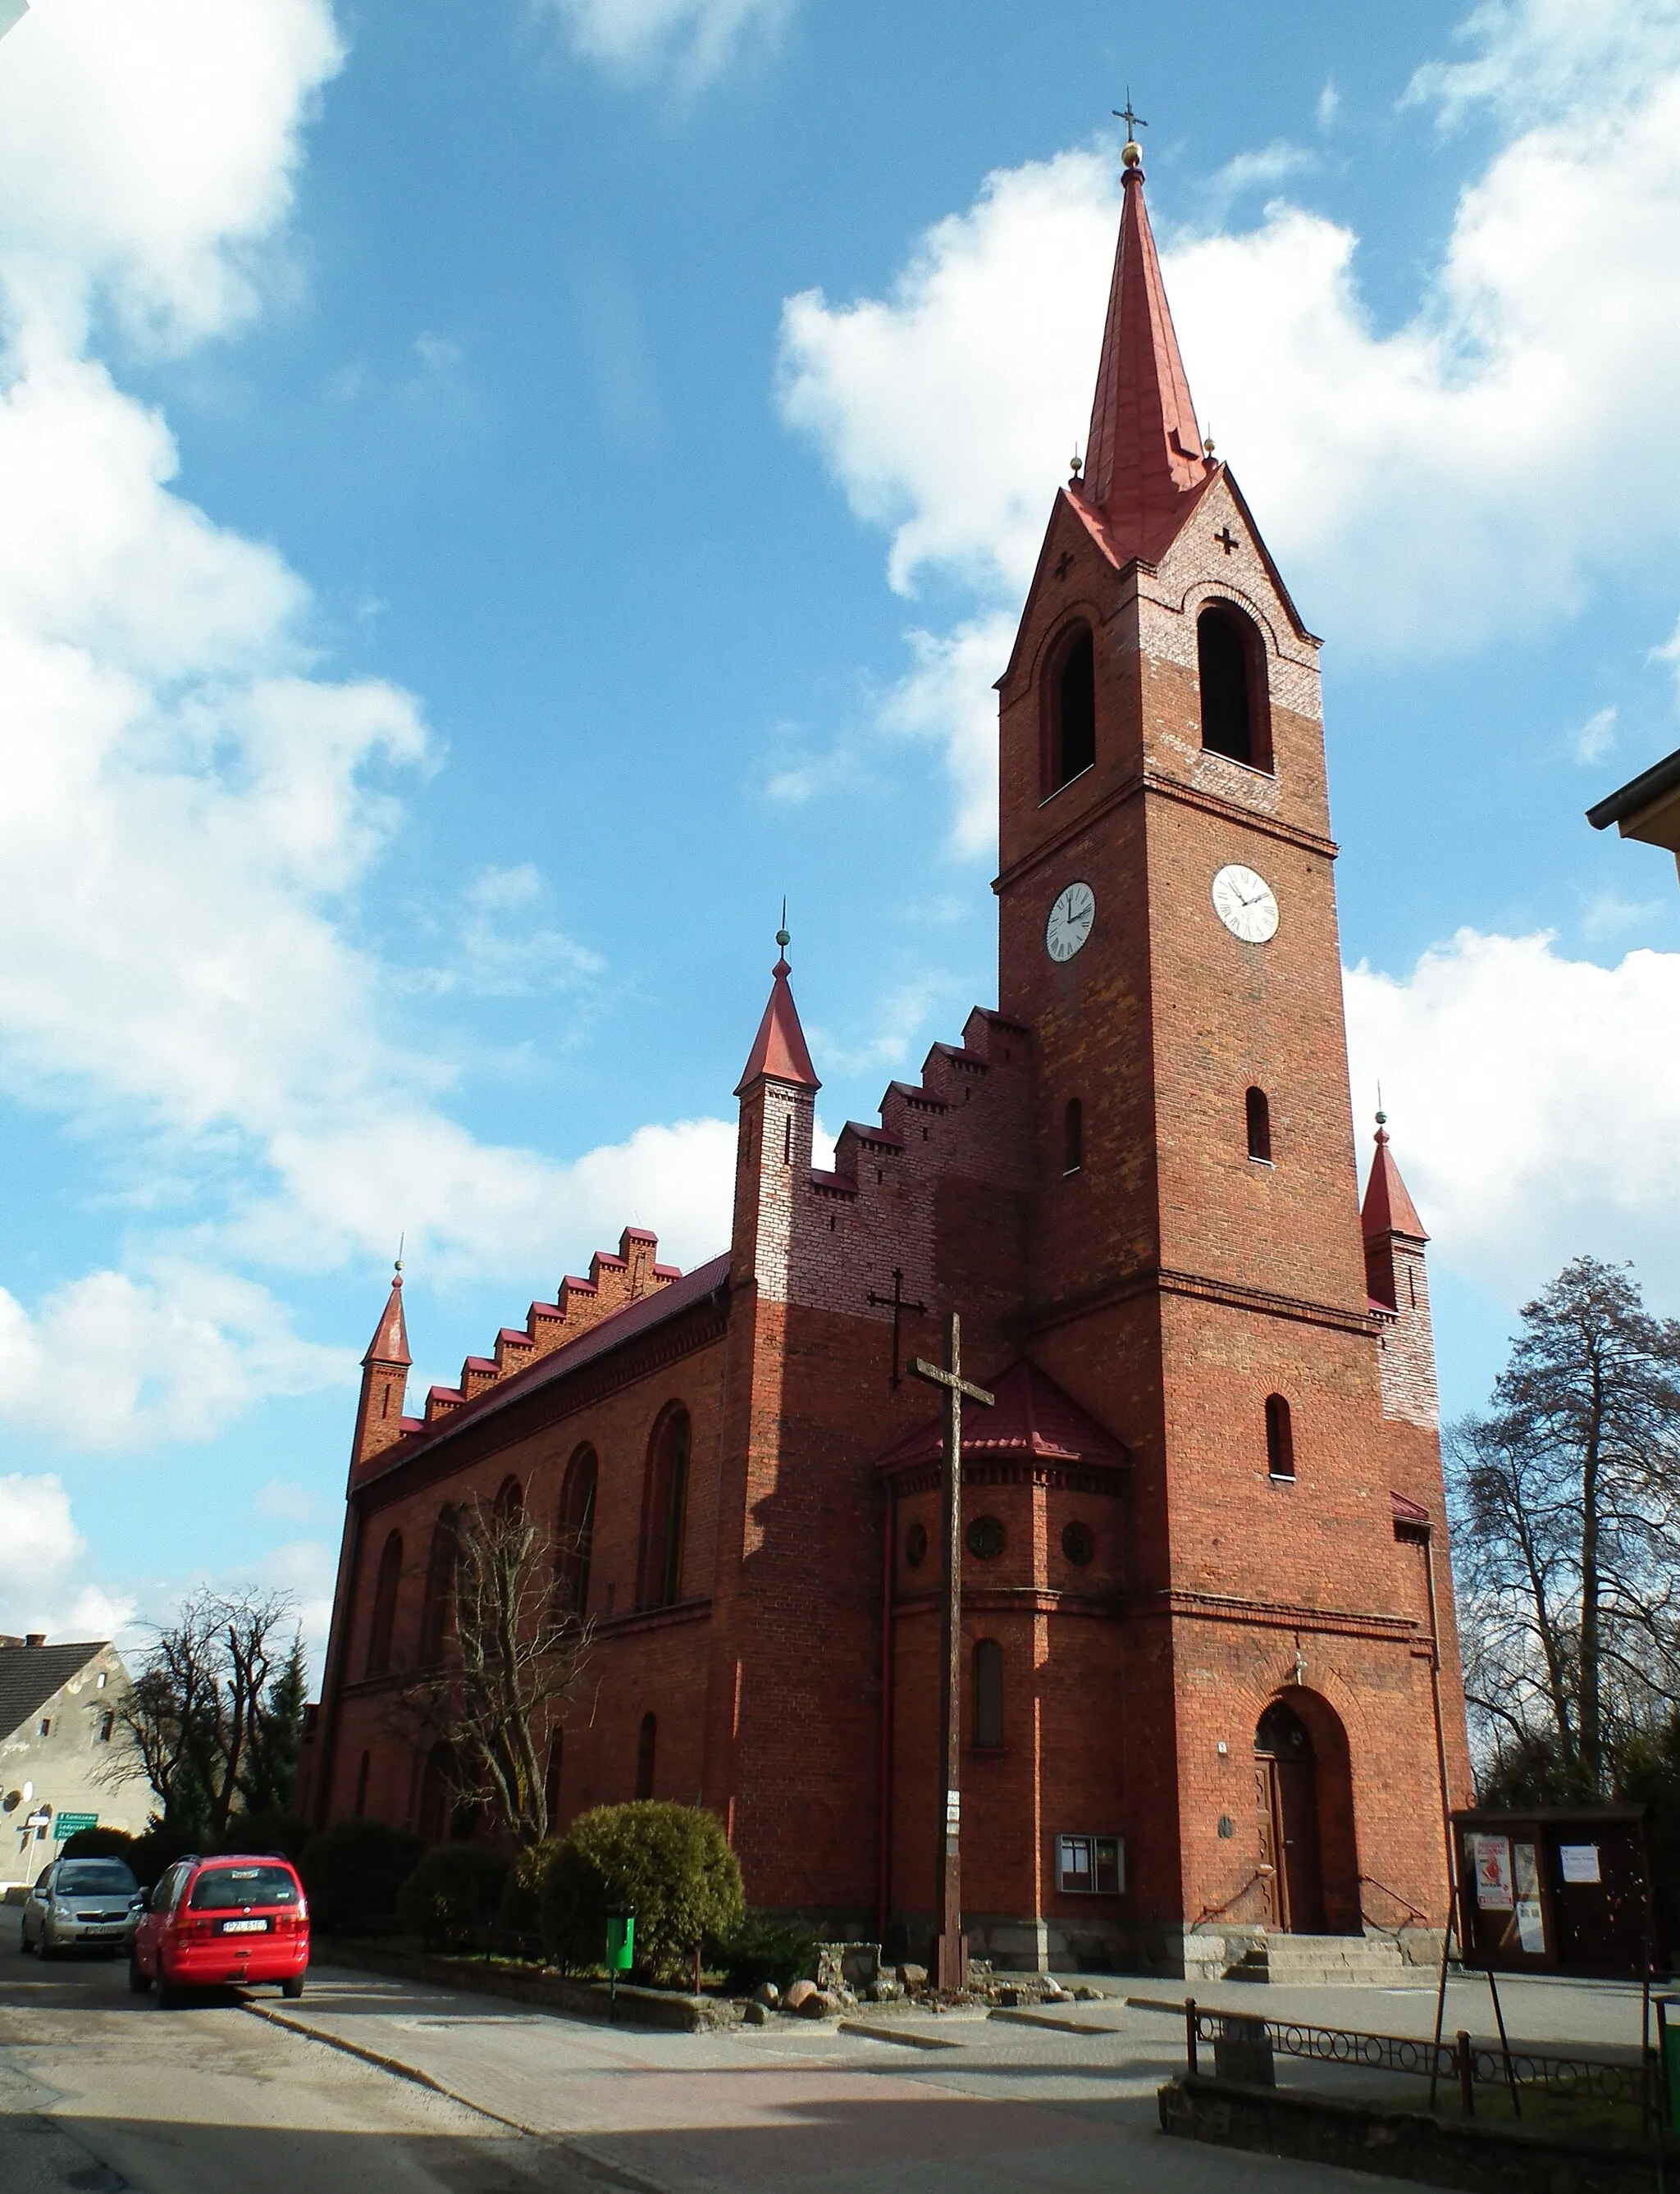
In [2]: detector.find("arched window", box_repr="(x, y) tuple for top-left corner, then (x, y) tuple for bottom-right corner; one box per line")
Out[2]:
(1044, 623), (1096, 794)
(556, 1446), (598, 1617)
(972, 1640), (1003, 1749)
(639, 1407), (692, 1610)
(1266, 1394), (1295, 1481)
(495, 1474), (523, 1521)
(365, 1529), (402, 1676)
(1198, 602), (1271, 770)
(635, 1713), (657, 1800)
(418, 1506), (457, 1665)
(418, 1742), (452, 1846)
(1246, 1086), (1272, 1163)
(1063, 1097), (1084, 1175)
(545, 1730), (564, 1829)
(354, 1749), (371, 1814)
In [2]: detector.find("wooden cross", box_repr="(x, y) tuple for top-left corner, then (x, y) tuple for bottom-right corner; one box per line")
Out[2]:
(866, 1266), (928, 1389)
(909, 1311), (994, 1992)
(1215, 525), (1238, 555)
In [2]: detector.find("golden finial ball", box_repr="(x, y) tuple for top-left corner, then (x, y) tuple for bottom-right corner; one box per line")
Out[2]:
(1121, 139), (1143, 169)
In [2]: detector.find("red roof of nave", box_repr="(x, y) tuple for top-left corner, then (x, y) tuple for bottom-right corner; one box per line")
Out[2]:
(874, 1358), (1130, 1476)
(735, 954), (819, 1097)
(363, 1267), (410, 1369)
(1072, 148), (1216, 569)
(1361, 1119), (1427, 1243)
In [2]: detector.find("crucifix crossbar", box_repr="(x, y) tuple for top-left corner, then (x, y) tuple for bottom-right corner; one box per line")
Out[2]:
(908, 1311), (994, 1993)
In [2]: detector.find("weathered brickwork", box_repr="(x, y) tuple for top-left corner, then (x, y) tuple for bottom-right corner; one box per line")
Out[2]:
(300, 148), (1470, 1976)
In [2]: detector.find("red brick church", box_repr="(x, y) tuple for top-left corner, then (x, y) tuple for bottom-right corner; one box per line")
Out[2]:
(300, 134), (1470, 1976)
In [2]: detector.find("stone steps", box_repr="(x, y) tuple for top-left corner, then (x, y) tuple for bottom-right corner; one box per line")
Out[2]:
(1225, 1932), (1408, 1986)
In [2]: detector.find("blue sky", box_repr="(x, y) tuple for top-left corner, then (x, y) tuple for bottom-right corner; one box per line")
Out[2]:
(2, 0), (1678, 1671)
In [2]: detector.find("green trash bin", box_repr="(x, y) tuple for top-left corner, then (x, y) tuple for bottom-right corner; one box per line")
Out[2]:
(606, 1908), (635, 2019)
(1658, 1997), (1680, 2131)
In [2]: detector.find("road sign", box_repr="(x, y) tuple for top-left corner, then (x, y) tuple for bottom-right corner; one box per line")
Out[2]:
(55, 1813), (98, 1837)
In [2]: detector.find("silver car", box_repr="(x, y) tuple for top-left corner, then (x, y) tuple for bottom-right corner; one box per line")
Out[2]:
(20, 1856), (145, 1957)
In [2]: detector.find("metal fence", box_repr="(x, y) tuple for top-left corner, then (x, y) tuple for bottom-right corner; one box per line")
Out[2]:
(1181, 1997), (1655, 2123)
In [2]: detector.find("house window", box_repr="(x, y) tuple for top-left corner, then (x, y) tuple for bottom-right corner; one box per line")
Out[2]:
(354, 1750), (371, 1815)
(1266, 1393), (1295, 1481)
(98, 1710), (115, 1743)
(1044, 623), (1097, 794)
(545, 1730), (564, 1828)
(1056, 1834), (1125, 1895)
(904, 1520), (928, 1569)
(1063, 1097), (1084, 1175)
(972, 1640), (1003, 1749)
(495, 1474), (524, 1521)
(966, 1515), (1006, 1561)
(1246, 1086), (1271, 1163)
(636, 1713), (656, 1801)
(1061, 1520), (1094, 1566)
(418, 1507), (458, 1665)
(366, 1528), (403, 1676)
(1198, 602), (1271, 769)
(38, 1718), (49, 1738)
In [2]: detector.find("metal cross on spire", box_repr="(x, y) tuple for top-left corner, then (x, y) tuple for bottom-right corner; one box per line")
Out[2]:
(909, 1311), (995, 1992)
(1112, 89), (1148, 140)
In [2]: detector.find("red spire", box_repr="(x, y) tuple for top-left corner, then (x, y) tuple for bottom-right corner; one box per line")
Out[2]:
(1076, 141), (1214, 565)
(363, 1264), (411, 1368)
(735, 936), (819, 1097)
(1362, 1115), (1427, 1243)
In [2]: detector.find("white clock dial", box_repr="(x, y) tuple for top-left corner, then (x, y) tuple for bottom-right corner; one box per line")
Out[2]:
(1212, 863), (1279, 944)
(1045, 880), (1096, 962)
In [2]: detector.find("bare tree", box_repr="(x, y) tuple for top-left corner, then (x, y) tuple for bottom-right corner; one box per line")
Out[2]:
(390, 1494), (593, 1848)
(1449, 1257), (1680, 1795)
(101, 1588), (301, 1836)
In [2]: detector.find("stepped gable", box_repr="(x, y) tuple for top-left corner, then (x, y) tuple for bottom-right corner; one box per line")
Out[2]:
(875, 1357), (1130, 1478)
(413, 1225), (682, 1430)
(816, 1007), (1031, 1202)
(383, 1248), (730, 1469)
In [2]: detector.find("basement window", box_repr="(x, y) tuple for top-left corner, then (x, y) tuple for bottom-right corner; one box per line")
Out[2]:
(1056, 1834), (1124, 1895)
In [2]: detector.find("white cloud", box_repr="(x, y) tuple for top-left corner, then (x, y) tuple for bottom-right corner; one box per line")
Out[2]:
(877, 615), (1016, 858)
(1317, 78), (1340, 131)
(0, 1471), (135, 1644)
(405, 865), (605, 1000)
(1572, 704), (1619, 764)
(254, 1480), (318, 1525)
(1345, 929), (1680, 1307)
(534, 0), (791, 87)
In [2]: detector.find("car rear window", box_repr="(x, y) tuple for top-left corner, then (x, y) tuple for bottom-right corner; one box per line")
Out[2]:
(58, 1861), (138, 1895)
(189, 1864), (299, 1910)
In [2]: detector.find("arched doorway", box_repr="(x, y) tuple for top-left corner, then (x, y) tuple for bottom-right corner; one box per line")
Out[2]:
(1255, 1699), (1326, 1933)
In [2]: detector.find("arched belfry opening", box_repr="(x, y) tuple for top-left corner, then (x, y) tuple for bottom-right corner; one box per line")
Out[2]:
(1198, 601), (1271, 771)
(1043, 623), (1096, 795)
(1254, 1691), (1360, 1934)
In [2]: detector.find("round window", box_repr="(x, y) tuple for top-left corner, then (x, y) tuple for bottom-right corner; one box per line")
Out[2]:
(1061, 1520), (1094, 1566)
(966, 1515), (1006, 1561)
(904, 1521), (928, 1569)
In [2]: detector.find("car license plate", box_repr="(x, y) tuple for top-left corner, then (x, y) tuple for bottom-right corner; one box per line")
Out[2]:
(221, 1918), (269, 1933)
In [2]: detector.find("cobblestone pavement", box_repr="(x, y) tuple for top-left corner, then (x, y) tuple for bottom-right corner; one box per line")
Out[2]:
(3, 1927), (1650, 2193)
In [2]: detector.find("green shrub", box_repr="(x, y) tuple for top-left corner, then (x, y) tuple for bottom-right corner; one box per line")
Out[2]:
(540, 1801), (742, 1986)
(298, 1816), (422, 1934)
(59, 1827), (139, 1865)
(710, 1912), (818, 1995)
(497, 1838), (559, 1941)
(127, 1826), (204, 1891)
(398, 1843), (509, 1949)
(215, 1812), (313, 1863)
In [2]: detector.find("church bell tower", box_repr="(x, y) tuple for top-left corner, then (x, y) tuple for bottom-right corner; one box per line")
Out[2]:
(993, 130), (1467, 1964)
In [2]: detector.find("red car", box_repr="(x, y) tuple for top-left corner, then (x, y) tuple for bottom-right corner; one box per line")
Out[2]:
(129, 1854), (309, 2005)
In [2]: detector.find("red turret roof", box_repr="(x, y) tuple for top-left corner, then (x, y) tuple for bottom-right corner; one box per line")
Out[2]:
(363, 1268), (411, 1368)
(1362, 1120), (1427, 1243)
(1074, 147), (1216, 568)
(735, 954), (820, 1097)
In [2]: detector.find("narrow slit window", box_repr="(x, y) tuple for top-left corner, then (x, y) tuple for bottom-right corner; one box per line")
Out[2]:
(636, 1713), (656, 1800)
(1198, 603), (1271, 770)
(972, 1639), (1004, 1749)
(1063, 1097), (1084, 1175)
(1265, 1393), (1295, 1481)
(1246, 1086), (1271, 1163)
(354, 1749), (371, 1814)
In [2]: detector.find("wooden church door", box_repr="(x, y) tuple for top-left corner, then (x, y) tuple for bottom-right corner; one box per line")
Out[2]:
(1255, 1702), (1326, 1933)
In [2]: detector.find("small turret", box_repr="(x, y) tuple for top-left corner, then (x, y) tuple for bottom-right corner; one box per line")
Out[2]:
(350, 1261), (412, 1478)
(733, 925), (819, 1297)
(1361, 1114), (1438, 1429)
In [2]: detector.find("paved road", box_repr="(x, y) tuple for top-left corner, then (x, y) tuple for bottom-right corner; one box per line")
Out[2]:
(3, 1926), (1646, 2192)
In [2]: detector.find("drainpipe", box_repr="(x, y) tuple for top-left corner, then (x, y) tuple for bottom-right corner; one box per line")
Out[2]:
(876, 1480), (896, 1948)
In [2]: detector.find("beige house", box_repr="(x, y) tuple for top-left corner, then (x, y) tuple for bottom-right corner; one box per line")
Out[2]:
(1588, 746), (1680, 883)
(1, 1635), (143, 1890)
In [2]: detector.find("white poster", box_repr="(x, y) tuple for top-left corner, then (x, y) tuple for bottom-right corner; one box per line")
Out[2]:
(1559, 1844), (1601, 1885)
(1472, 1833), (1513, 1910)
(1513, 1843), (1545, 1953)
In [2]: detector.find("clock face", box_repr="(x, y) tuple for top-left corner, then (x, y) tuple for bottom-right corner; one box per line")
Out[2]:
(1045, 880), (1096, 962)
(1212, 864), (1279, 944)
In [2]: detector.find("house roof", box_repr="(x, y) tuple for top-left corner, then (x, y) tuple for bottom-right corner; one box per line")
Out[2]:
(1586, 743), (1680, 853)
(735, 953), (819, 1096)
(360, 1249), (733, 1482)
(0, 1641), (107, 1745)
(363, 1265), (410, 1369)
(874, 1357), (1131, 1476)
